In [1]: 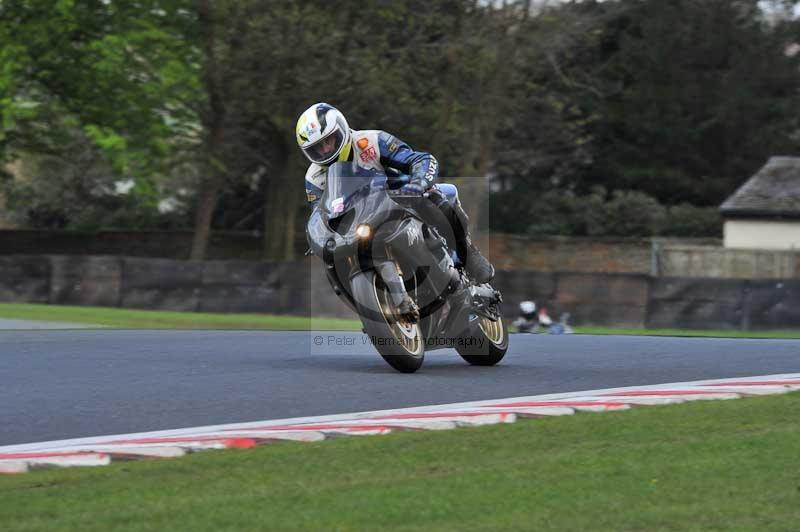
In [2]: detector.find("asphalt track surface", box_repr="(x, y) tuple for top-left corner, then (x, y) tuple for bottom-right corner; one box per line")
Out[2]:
(1, 329), (799, 446)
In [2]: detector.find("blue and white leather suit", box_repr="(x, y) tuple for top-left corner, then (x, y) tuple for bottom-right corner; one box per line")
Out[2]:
(304, 129), (459, 209)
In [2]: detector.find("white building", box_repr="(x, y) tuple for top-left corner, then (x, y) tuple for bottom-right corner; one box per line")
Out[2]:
(720, 156), (800, 250)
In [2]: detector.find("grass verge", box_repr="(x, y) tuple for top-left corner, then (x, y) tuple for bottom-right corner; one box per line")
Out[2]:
(1, 393), (799, 531)
(572, 326), (800, 339)
(1, 302), (799, 338)
(0, 303), (361, 330)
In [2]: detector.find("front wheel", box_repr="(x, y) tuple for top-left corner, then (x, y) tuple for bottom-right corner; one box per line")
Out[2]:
(351, 270), (425, 373)
(456, 314), (508, 366)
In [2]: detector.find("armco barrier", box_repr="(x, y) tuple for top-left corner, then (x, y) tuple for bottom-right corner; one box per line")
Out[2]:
(1, 255), (799, 330)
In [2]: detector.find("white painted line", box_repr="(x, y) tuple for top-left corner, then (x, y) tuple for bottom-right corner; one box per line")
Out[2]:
(0, 452), (111, 469)
(102, 436), (258, 450)
(466, 406), (577, 416)
(428, 405), (575, 423)
(1, 372), (797, 473)
(364, 412), (518, 426)
(600, 390), (742, 401)
(558, 396), (689, 406)
(198, 430), (327, 442)
(478, 400), (630, 413)
(103, 431), (326, 444)
(5, 372), (796, 456)
(318, 427), (393, 436)
(245, 420), (460, 432)
(25, 454), (111, 468)
(40, 446), (188, 459)
(0, 461), (28, 474)
(686, 385), (794, 396)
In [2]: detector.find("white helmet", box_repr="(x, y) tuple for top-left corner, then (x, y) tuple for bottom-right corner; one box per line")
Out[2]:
(295, 103), (352, 166)
(519, 301), (537, 318)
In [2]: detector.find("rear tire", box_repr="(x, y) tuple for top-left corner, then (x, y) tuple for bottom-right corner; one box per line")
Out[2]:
(351, 270), (425, 373)
(456, 314), (508, 366)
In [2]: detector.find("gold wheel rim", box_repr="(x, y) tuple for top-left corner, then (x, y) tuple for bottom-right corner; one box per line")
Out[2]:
(373, 275), (423, 357)
(479, 316), (504, 345)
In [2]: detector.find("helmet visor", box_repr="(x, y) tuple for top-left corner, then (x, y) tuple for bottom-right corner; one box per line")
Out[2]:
(303, 129), (345, 164)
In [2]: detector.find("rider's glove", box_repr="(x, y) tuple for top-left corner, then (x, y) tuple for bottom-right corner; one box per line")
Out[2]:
(398, 182), (426, 196)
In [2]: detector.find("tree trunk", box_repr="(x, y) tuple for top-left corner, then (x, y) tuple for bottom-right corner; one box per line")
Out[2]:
(263, 175), (285, 259)
(190, 0), (226, 261)
(428, 6), (465, 156)
(283, 195), (298, 259)
(262, 135), (292, 259)
(454, 113), (484, 230)
(458, 0), (532, 232)
(190, 168), (224, 260)
(474, 0), (531, 178)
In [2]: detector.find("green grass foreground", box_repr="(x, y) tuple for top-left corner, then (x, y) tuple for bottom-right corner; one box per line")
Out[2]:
(1, 302), (799, 338)
(1, 393), (799, 531)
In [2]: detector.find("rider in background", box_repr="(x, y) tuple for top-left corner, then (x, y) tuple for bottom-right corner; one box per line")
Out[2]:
(513, 301), (540, 333)
(296, 102), (494, 284)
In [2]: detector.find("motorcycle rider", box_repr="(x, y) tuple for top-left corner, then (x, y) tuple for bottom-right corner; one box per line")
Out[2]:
(296, 102), (495, 286)
(513, 300), (540, 333)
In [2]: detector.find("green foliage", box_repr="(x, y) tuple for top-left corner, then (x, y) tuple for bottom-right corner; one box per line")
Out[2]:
(601, 189), (666, 237)
(491, 186), (722, 237)
(491, 0), (799, 237)
(579, 0), (800, 205)
(1, 126), (188, 231)
(663, 203), (724, 237)
(0, 0), (796, 242)
(0, 0), (202, 171)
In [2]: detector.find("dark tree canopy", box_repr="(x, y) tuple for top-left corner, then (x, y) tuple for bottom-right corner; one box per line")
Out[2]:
(2, 0), (799, 249)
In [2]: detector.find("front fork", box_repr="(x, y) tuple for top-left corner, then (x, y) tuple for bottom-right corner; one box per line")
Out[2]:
(375, 260), (409, 308)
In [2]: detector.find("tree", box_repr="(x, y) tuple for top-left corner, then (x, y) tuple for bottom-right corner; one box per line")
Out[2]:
(0, 0), (203, 230)
(5, 0), (792, 245)
(583, 0), (800, 205)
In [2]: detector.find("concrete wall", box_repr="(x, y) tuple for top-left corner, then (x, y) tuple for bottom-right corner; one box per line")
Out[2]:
(724, 219), (800, 250)
(481, 234), (656, 274)
(486, 235), (800, 279)
(658, 244), (800, 279)
(0, 230), (713, 274)
(0, 230), (267, 260)
(0, 255), (345, 315)
(2, 230), (799, 280)
(2, 255), (799, 330)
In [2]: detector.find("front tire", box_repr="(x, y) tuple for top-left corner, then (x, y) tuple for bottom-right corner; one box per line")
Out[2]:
(351, 270), (425, 373)
(456, 313), (508, 366)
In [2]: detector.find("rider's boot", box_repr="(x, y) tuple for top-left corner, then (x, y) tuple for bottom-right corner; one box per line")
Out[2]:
(431, 191), (495, 284)
(462, 238), (494, 284)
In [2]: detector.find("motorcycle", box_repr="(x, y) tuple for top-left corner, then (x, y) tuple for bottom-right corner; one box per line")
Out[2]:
(306, 162), (508, 373)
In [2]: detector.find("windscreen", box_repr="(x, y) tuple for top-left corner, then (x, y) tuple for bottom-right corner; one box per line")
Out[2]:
(322, 163), (386, 216)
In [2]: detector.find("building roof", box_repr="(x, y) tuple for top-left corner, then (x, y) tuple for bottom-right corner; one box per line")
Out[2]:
(720, 156), (800, 219)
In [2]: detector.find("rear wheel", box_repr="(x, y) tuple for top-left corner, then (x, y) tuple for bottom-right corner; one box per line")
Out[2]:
(351, 270), (425, 373)
(456, 313), (508, 366)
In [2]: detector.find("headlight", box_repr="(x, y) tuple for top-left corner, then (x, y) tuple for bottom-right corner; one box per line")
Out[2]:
(355, 224), (372, 239)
